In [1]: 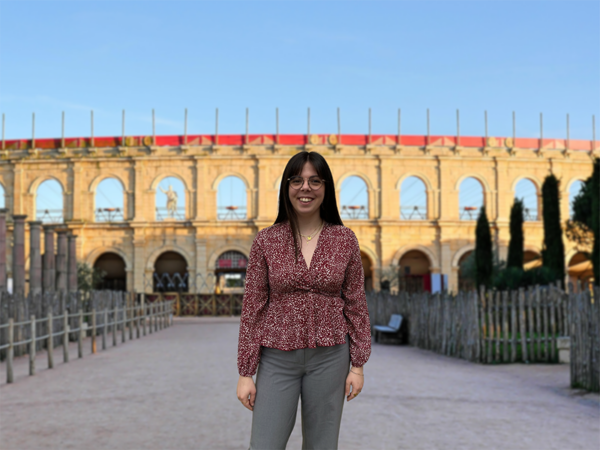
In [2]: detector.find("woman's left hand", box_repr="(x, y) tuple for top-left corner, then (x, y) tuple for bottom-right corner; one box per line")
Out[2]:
(345, 367), (364, 401)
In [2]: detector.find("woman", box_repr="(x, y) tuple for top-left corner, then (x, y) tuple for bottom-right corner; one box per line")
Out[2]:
(236, 151), (372, 450)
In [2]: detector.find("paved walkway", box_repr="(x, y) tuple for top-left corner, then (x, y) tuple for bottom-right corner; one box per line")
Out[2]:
(0, 317), (598, 450)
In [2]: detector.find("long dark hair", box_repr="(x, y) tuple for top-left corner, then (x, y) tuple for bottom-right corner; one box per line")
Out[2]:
(274, 151), (344, 260)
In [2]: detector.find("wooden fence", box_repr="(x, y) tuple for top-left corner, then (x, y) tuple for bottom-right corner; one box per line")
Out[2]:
(570, 288), (599, 392)
(367, 285), (571, 364)
(145, 292), (243, 316)
(0, 297), (174, 384)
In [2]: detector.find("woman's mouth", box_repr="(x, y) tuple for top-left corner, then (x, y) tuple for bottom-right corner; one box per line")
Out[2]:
(298, 197), (314, 204)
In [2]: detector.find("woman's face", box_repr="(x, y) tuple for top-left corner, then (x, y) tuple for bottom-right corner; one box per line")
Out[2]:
(288, 161), (325, 218)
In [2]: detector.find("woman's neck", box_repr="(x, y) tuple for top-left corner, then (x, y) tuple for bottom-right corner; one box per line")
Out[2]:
(296, 213), (323, 235)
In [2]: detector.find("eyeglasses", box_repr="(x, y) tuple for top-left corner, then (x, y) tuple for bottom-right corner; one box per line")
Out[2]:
(288, 176), (325, 190)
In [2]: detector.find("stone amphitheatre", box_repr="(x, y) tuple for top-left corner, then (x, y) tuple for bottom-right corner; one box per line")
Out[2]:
(0, 127), (596, 295)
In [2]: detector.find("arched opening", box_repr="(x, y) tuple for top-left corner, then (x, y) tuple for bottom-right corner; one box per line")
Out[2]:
(568, 252), (593, 292)
(459, 177), (484, 221)
(93, 252), (126, 291)
(514, 179), (539, 221)
(360, 252), (373, 292)
(217, 176), (247, 220)
(215, 251), (248, 294)
(523, 250), (542, 270)
(95, 178), (124, 222)
(398, 250), (431, 293)
(340, 176), (368, 220)
(458, 250), (474, 291)
(154, 251), (188, 292)
(569, 180), (585, 219)
(400, 177), (427, 220)
(36, 179), (63, 223)
(156, 177), (186, 221)
(0, 183), (5, 209)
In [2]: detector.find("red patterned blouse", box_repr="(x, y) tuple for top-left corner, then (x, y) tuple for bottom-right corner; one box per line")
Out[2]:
(237, 220), (372, 377)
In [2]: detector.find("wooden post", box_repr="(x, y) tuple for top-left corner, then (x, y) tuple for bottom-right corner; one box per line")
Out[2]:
(149, 304), (153, 334)
(142, 304), (147, 336)
(494, 291), (500, 362)
(47, 312), (54, 369)
(78, 309), (83, 359)
(63, 312), (69, 363)
(128, 304), (133, 340)
(29, 315), (36, 376)
(543, 288), (549, 361)
(7, 318), (13, 383)
(102, 309), (107, 350)
(550, 288), (557, 362)
(501, 291), (508, 362)
(478, 286), (486, 363)
(136, 305), (140, 338)
(121, 306), (126, 343)
(112, 308), (117, 346)
(91, 309), (97, 354)
(527, 288), (535, 362)
(510, 290), (517, 362)
(518, 289), (528, 362)
(535, 287), (542, 362)
(486, 290), (493, 363)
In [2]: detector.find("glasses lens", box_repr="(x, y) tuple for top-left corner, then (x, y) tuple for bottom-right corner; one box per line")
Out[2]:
(309, 179), (322, 189)
(290, 178), (303, 188)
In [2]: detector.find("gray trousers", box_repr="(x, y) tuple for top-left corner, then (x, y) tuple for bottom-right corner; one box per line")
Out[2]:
(249, 337), (350, 450)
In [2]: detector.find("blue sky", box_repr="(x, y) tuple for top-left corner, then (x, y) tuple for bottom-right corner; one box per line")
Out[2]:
(1, 1), (596, 216)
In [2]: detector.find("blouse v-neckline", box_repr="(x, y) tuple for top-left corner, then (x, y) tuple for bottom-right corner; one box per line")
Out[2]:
(298, 221), (327, 272)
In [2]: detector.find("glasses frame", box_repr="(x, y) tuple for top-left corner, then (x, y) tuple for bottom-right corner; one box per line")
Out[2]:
(287, 176), (326, 191)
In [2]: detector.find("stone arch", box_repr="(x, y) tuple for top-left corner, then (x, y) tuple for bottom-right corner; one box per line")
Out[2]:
(211, 172), (251, 191)
(510, 175), (542, 192)
(391, 244), (438, 270)
(150, 173), (189, 191)
(452, 244), (475, 268)
(337, 173), (372, 220)
(93, 252), (127, 291)
(454, 174), (492, 193)
(28, 175), (65, 195)
(395, 173), (434, 192)
(335, 171), (375, 192)
(513, 177), (540, 221)
(86, 246), (132, 271)
(145, 245), (192, 272)
(88, 173), (127, 193)
(564, 176), (587, 194)
(398, 174), (430, 220)
(207, 245), (251, 270)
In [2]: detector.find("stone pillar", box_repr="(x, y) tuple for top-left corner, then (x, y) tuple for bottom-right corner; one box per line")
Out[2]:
(0, 209), (7, 291)
(55, 229), (68, 292)
(43, 226), (56, 293)
(12, 215), (27, 294)
(28, 221), (43, 295)
(67, 233), (78, 293)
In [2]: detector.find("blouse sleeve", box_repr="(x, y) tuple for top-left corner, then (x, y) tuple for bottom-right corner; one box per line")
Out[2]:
(341, 231), (372, 368)
(237, 233), (270, 377)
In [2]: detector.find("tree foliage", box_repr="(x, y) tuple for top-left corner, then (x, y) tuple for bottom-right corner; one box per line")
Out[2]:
(541, 174), (565, 287)
(77, 262), (105, 295)
(507, 198), (524, 269)
(475, 206), (493, 289)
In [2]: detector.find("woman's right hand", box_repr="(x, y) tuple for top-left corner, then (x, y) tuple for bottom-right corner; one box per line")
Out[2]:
(237, 375), (257, 411)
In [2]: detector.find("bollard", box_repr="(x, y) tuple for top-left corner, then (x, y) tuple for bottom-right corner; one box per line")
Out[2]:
(29, 315), (36, 376)
(63, 312), (69, 363)
(154, 304), (158, 332)
(91, 309), (96, 354)
(78, 310), (83, 359)
(102, 309), (107, 350)
(7, 318), (13, 383)
(136, 305), (140, 338)
(112, 308), (117, 346)
(47, 312), (54, 369)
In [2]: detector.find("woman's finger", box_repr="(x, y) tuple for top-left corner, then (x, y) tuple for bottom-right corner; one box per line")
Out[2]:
(345, 378), (351, 397)
(249, 390), (256, 408)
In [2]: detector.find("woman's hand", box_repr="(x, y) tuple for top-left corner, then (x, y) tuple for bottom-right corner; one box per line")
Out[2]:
(345, 366), (364, 402)
(237, 375), (257, 411)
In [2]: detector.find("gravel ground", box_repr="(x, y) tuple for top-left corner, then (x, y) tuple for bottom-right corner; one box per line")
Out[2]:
(0, 317), (598, 450)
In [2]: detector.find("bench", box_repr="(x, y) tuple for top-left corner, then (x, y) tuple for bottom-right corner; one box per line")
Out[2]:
(373, 314), (403, 343)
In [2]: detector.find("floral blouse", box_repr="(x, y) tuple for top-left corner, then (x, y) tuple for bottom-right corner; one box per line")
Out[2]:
(237, 220), (372, 377)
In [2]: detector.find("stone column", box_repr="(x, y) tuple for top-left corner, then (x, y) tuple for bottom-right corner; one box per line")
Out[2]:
(28, 221), (43, 295)
(55, 229), (68, 292)
(43, 226), (56, 293)
(67, 233), (78, 293)
(0, 209), (7, 291)
(12, 215), (27, 294)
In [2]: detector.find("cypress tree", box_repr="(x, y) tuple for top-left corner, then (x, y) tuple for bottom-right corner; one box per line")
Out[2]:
(541, 174), (565, 286)
(591, 159), (599, 286)
(475, 205), (493, 289)
(507, 198), (524, 269)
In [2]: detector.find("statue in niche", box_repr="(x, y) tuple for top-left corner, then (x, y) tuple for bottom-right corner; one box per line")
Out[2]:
(159, 184), (178, 218)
